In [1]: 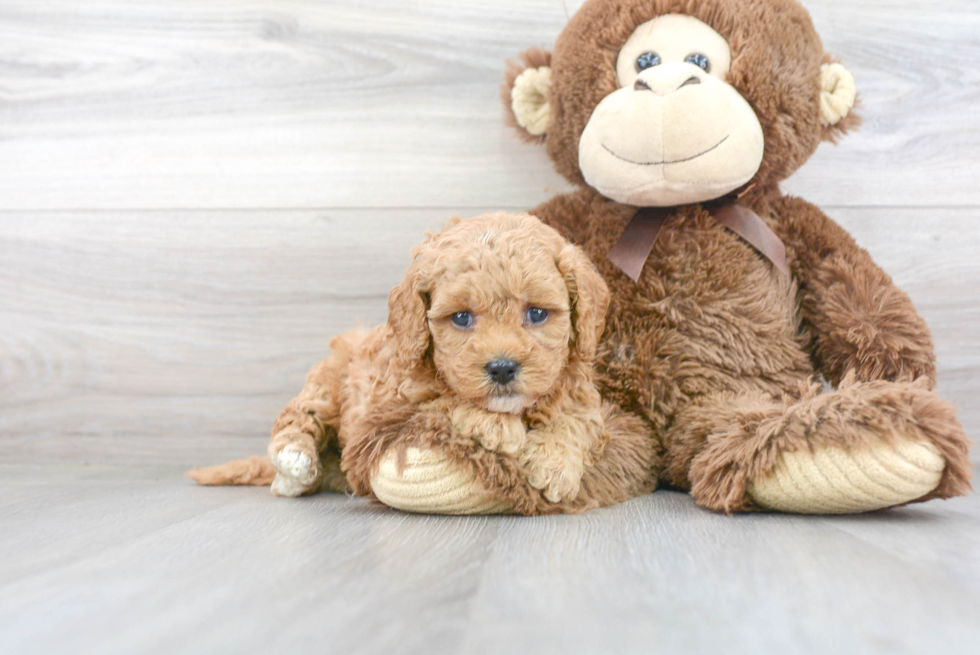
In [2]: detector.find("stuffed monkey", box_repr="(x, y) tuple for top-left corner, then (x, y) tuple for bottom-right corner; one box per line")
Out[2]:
(354, 0), (974, 514)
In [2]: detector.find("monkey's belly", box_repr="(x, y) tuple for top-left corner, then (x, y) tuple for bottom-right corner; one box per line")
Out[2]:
(594, 228), (813, 422)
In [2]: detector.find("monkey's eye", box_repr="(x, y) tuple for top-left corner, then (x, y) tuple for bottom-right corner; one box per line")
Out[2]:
(525, 307), (550, 326)
(450, 312), (474, 328)
(685, 53), (711, 73)
(636, 52), (661, 72)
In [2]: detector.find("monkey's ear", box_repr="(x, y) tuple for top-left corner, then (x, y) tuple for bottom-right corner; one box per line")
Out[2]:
(556, 243), (610, 363)
(820, 59), (861, 142)
(502, 48), (553, 144)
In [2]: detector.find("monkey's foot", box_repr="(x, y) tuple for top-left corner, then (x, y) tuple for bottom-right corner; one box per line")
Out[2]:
(747, 437), (945, 514)
(370, 447), (513, 515)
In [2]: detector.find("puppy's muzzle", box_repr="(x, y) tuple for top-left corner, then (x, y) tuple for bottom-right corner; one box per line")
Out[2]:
(485, 359), (520, 385)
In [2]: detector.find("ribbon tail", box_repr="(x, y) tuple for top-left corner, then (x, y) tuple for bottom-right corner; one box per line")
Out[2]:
(608, 208), (669, 282)
(711, 203), (788, 274)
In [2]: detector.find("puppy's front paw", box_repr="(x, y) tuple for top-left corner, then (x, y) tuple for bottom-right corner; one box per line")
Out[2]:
(448, 405), (526, 455)
(528, 465), (582, 504)
(269, 445), (320, 497)
(522, 445), (583, 504)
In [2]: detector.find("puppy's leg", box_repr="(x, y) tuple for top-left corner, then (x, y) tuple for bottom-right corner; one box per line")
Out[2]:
(268, 337), (355, 497)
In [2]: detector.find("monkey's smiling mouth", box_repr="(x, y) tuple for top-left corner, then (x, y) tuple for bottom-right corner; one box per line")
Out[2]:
(601, 134), (730, 166)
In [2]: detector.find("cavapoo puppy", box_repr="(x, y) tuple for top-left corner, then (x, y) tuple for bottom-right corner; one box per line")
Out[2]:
(189, 212), (613, 511)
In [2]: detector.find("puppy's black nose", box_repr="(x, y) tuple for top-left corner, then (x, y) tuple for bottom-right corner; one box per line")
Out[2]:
(486, 359), (520, 385)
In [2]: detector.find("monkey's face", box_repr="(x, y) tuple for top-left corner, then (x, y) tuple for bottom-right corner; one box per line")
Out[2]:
(504, 0), (859, 204)
(577, 14), (764, 207)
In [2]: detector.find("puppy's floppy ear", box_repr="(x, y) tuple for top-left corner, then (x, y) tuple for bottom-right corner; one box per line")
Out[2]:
(387, 257), (430, 366)
(556, 244), (610, 363)
(502, 48), (553, 144)
(820, 56), (861, 143)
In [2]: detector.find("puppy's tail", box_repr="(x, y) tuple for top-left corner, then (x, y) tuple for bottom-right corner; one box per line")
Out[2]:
(187, 455), (276, 486)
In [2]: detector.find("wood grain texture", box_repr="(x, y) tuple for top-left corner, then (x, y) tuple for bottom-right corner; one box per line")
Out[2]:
(0, 0), (978, 210)
(0, 209), (445, 464)
(1, 207), (976, 465)
(0, 464), (978, 655)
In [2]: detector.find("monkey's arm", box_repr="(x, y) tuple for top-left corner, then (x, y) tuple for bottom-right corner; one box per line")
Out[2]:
(771, 195), (936, 386)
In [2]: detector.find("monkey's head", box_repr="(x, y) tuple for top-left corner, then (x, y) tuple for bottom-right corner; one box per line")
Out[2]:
(504, 0), (859, 207)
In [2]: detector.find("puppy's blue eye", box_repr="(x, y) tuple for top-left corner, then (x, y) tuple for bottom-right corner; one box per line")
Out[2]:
(526, 308), (549, 325)
(685, 53), (710, 72)
(636, 52), (661, 71)
(450, 312), (473, 328)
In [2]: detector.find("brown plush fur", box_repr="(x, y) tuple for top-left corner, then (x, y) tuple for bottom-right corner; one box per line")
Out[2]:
(192, 213), (634, 511)
(503, 0), (837, 191)
(491, 0), (972, 513)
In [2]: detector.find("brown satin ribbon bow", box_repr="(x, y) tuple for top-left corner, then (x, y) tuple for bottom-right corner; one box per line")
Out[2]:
(607, 203), (788, 282)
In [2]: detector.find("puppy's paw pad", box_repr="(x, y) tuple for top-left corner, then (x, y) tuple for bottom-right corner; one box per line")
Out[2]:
(272, 446), (317, 485)
(271, 473), (311, 498)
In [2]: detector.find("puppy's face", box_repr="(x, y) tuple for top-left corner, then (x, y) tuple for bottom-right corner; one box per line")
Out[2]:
(388, 213), (609, 414)
(426, 232), (573, 414)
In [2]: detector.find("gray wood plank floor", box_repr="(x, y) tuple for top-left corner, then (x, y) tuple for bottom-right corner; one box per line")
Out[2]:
(1, 0), (979, 653)
(2, 464), (979, 655)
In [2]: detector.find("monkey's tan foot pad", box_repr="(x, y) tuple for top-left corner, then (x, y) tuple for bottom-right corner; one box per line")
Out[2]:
(748, 437), (945, 514)
(370, 447), (514, 515)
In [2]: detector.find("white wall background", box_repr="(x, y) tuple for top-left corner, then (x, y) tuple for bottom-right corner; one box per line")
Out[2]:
(1, 0), (977, 465)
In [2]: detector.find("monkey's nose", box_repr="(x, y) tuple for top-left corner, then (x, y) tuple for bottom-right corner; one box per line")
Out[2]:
(634, 78), (653, 92)
(635, 76), (701, 93)
(486, 359), (520, 385)
(634, 63), (707, 95)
